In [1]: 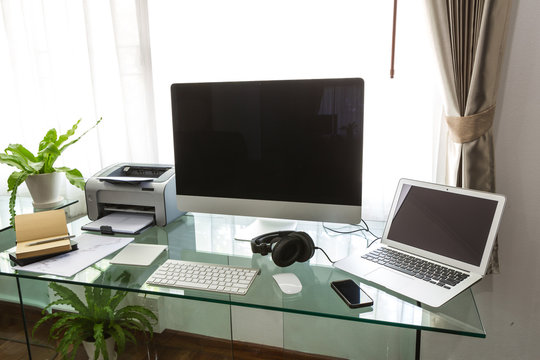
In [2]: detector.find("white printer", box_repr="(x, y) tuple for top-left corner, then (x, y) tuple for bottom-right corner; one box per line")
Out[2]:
(85, 163), (184, 227)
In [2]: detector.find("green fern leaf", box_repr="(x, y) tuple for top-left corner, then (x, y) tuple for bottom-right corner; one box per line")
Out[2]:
(49, 283), (90, 315)
(109, 322), (126, 354)
(58, 117), (102, 153)
(7, 171), (28, 227)
(38, 128), (58, 152)
(55, 119), (81, 147)
(92, 322), (108, 360)
(109, 289), (127, 311)
(55, 166), (85, 190)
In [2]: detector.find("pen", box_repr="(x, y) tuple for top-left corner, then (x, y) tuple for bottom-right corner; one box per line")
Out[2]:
(27, 234), (76, 246)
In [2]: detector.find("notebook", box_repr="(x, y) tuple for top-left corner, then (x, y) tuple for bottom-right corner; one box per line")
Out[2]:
(14, 210), (72, 259)
(334, 178), (506, 307)
(10, 240), (78, 266)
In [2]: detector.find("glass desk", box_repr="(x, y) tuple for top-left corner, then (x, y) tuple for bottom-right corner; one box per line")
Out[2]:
(0, 213), (485, 359)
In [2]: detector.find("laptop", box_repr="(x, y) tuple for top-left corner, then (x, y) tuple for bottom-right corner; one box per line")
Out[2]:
(334, 178), (506, 307)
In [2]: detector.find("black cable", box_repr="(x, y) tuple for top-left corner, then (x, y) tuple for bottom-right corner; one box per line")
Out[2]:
(322, 222), (366, 235)
(322, 219), (381, 248)
(314, 246), (336, 264)
(367, 236), (381, 248)
(359, 219), (382, 241)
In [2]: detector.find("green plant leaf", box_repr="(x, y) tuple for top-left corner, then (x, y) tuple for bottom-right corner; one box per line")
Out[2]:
(0, 152), (28, 172)
(109, 322), (126, 354)
(93, 322), (108, 360)
(7, 171), (28, 227)
(38, 142), (62, 173)
(48, 283), (90, 316)
(109, 290), (127, 312)
(57, 324), (85, 360)
(0, 147), (43, 173)
(84, 285), (94, 312)
(32, 310), (57, 338)
(115, 307), (156, 336)
(97, 286), (112, 309)
(58, 117), (102, 154)
(5, 143), (37, 162)
(121, 326), (137, 344)
(70, 336), (84, 360)
(35, 282), (156, 359)
(1, 118), (102, 218)
(55, 119), (81, 148)
(117, 305), (158, 323)
(7, 171), (28, 192)
(38, 128), (58, 152)
(48, 314), (87, 339)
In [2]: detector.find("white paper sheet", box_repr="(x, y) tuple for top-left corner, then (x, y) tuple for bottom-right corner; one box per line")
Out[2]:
(81, 213), (154, 234)
(13, 233), (133, 277)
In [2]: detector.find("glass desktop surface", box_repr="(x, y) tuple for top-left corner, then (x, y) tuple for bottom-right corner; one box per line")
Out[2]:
(0, 213), (485, 338)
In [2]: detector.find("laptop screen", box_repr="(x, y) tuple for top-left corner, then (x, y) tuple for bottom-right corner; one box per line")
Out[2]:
(386, 184), (498, 266)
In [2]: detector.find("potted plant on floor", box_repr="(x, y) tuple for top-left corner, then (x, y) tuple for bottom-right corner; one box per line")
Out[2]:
(33, 282), (157, 360)
(0, 118), (101, 225)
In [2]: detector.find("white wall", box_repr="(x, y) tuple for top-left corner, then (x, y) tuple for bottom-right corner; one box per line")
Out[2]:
(421, 1), (540, 359)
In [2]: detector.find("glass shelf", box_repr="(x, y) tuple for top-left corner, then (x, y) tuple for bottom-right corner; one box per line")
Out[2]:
(0, 213), (485, 338)
(0, 196), (78, 231)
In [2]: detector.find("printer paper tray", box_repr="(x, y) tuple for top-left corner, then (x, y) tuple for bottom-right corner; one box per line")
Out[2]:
(82, 213), (155, 235)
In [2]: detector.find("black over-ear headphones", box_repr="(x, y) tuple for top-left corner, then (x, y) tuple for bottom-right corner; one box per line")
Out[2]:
(250, 231), (316, 267)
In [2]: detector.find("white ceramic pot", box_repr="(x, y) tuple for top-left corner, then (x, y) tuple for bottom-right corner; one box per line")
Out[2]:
(82, 336), (117, 360)
(24, 172), (63, 209)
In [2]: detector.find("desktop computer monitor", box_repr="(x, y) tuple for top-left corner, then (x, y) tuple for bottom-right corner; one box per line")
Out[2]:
(171, 78), (364, 238)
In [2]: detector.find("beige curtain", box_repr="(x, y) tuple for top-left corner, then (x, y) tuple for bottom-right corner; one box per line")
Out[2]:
(425, 0), (512, 273)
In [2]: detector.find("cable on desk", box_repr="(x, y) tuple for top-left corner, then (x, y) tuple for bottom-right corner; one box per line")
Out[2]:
(314, 246), (336, 264)
(322, 219), (381, 248)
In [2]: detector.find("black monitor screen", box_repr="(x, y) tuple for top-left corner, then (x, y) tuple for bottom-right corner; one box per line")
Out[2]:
(171, 78), (364, 207)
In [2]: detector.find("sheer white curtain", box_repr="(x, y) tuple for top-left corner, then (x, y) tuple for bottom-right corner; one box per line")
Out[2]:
(1, 0), (441, 222)
(149, 0), (442, 221)
(0, 0), (157, 217)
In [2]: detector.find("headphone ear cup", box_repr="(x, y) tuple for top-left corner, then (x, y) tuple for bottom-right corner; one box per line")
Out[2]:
(291, 231), (315, 263)
(271, 236), (302, 267)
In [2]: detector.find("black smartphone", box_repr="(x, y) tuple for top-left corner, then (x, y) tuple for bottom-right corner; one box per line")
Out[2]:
(331, 279), (374, 308)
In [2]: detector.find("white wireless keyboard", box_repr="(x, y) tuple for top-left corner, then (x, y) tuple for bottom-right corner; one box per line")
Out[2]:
(146, 259), (259, 295)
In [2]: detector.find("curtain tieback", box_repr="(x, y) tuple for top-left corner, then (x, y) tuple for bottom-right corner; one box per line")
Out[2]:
(445, 105), (496, 143)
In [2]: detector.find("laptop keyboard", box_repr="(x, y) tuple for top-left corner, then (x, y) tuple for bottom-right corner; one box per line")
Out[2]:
(362, 247), (469, 290)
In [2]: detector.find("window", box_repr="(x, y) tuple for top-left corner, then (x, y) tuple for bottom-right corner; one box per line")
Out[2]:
(148, 0), (442, 220)
(0, 0), (441, 221)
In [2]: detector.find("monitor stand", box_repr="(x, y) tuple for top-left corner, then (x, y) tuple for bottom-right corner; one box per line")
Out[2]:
(234, 217), (298, 241)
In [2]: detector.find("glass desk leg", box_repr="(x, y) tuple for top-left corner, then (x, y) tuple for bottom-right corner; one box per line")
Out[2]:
(16, 277), (33, 358)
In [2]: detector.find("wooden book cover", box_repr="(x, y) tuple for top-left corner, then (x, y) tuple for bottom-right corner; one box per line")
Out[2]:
(15, 209), (72, 259)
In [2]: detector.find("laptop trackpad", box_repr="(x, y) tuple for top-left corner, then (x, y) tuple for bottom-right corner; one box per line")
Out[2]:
(366, 268), (415, 294)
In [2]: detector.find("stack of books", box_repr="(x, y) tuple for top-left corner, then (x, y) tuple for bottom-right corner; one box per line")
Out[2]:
(10, 209), (77, 266)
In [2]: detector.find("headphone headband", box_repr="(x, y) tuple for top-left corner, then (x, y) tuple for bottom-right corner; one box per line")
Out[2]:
(251, 231), (294, 254)
(251, 231), (315, 267)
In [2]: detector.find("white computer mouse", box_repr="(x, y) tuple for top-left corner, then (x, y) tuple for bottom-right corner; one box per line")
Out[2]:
(272, 273), (302, 294)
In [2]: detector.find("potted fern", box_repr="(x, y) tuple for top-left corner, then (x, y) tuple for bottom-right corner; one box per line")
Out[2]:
(0, 118), (101, 225)
(33, 282), (157, 360)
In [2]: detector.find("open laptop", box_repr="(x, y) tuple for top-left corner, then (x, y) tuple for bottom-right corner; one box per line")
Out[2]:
(334, 178), (506, 307)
